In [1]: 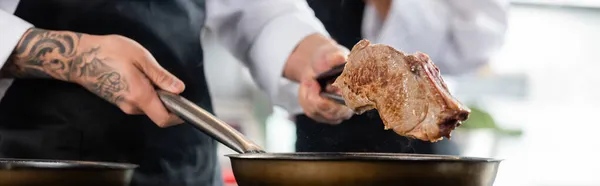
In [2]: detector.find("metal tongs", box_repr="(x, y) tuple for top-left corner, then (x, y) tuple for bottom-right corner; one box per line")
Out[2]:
(316, 63), (346, 105)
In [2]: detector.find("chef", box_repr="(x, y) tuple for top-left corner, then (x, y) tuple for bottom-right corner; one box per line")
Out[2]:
(274, 0), (508, 154)
(0, 0), (353, 185)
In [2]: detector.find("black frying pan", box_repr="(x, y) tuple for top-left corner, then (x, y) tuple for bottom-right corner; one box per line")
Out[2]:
(0, 158), (136, 186)
(157, 90), (502, 186)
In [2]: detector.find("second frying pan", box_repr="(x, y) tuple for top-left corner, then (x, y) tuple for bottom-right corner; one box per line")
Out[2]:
(0, 158), (136, 186)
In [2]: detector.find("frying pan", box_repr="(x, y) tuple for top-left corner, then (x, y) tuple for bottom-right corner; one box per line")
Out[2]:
(0, 158), (136, 186)
(157, 90), (502, 186)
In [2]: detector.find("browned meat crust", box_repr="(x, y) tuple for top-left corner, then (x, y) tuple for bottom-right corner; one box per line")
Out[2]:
(332, 40), (470, 142)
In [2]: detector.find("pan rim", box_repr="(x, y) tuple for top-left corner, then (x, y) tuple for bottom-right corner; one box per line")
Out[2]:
(226, 152), (502, 162)
(0, 158), (138, 170)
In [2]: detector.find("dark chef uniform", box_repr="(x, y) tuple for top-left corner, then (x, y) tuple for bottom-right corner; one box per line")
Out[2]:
(296, 0), (459, 155)
(0, 0), (221, 185)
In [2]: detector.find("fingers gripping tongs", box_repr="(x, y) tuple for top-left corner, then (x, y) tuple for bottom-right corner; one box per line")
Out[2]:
(315, 63), (346, 105)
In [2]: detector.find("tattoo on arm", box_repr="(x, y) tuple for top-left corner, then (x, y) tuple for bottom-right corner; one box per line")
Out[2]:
(2, 28), (128, 104)
(5, 28), (80, 79)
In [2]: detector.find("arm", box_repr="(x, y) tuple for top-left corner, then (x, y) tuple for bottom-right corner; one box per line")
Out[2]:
(205, 0), (330, 100)
(0, 11), (91, 81)
(363, 0), (508, 75)
(2, 28), (84, 80)
(205, 0), (352, 123)
(0, 11), (185, 127)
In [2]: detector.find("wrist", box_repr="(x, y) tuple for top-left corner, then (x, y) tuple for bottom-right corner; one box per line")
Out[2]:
(5, 28), (87, 82)
(283, 33), (337, 82)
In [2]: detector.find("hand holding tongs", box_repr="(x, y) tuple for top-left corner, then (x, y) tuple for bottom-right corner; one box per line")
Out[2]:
(316, 63), (346, 105)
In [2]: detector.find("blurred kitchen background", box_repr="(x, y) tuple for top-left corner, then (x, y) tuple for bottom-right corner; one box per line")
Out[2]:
(202, 1), (600, 186)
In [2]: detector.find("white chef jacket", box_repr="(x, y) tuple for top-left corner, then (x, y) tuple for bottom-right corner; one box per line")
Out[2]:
(275, 0), (509, 115)
(0, 0), (329, 104)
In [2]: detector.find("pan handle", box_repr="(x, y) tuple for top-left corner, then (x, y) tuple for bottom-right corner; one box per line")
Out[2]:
(157, 90), (265, 154)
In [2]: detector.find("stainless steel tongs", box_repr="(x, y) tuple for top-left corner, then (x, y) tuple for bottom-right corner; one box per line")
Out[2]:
(315, 62), (346, 105)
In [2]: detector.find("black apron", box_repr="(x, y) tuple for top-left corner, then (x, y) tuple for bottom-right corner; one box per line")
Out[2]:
(297, 0), (458, 155)
(0, 0), (221, 185)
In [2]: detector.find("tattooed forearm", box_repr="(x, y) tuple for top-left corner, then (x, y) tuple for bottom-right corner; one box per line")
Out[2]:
(2, 28), (129, 104)
(4, 28), (81, 80)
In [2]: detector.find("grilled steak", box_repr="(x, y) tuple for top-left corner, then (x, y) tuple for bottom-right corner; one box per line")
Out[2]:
(332, 40), (470, 142)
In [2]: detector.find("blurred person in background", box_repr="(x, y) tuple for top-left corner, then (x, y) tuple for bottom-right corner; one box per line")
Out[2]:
(274, 0), (508, 155)
(0, 0), (354, 185)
